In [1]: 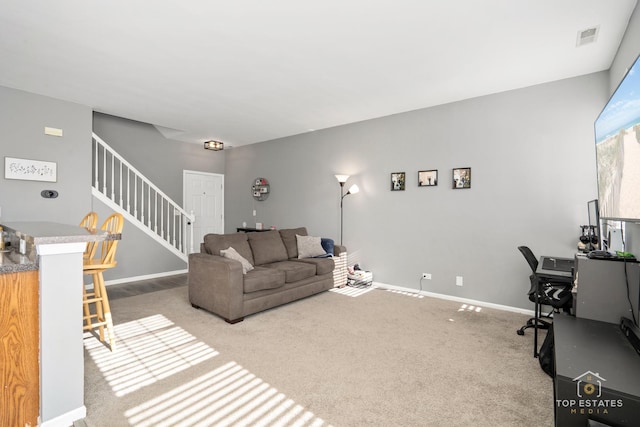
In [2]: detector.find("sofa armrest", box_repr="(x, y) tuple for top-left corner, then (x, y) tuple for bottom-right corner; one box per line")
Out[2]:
(334, 245), (347, 256)
(188, 253), (245, 322)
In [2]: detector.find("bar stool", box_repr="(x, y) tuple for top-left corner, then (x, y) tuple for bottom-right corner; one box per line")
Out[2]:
(83, 212), (123, 350)
(79, 211), (98, 260)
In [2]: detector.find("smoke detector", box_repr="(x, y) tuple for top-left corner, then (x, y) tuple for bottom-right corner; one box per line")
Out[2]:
(576, 26), (599, 47)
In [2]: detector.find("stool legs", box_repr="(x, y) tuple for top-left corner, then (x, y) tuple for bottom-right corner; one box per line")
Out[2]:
(83, 270), (116, 350)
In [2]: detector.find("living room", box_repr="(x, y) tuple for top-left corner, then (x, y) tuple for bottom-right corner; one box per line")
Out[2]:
(1, 2), (640, 426)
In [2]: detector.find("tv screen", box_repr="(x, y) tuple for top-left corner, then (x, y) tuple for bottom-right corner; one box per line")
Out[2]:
(595, 54), (640, 221)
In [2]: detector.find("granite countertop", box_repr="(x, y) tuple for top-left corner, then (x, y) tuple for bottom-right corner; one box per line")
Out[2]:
(0, 221), (118, 274)
(0, 249), (38, 273)
(2, 221), (116, 245)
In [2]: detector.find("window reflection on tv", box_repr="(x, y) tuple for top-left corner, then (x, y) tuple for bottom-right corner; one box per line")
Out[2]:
(595, 54), (640, 221)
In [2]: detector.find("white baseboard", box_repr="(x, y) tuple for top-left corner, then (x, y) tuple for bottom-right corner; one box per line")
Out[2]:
(40, 406), (86, 427)
(373, 281), (535, 316)
(104, 269), (188, 286)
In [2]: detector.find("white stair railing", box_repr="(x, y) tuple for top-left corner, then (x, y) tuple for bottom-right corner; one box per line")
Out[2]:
(92, 132), (195, 261)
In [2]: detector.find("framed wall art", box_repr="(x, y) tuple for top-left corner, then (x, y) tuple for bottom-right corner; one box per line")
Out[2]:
(452, 167), (471, 189)
(390, 172), (405, 191)
(4, 157), (57, 182)
(418, 170), (438, 187)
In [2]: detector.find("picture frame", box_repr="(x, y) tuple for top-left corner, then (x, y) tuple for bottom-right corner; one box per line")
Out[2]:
(4, 156), (57, 182)
(418, 170), (438, 187)
(390, 172), (406, 191)
(452, 167), (471, 189)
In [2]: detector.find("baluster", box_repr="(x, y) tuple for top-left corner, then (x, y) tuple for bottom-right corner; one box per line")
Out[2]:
(134, 176), (138, 219)
(147, 185), (151, 227)
(94, 139), (99, 189)
(154, 193), (158, 233)
(102, 147), (107, 194)
(172, 205), (177, 247)
(161, 199), (165, 239)
(141, 181), (145, 225)
(126, 168), (131, 214)
(110, 153), (115, 201)
(119, 161), (123, 207)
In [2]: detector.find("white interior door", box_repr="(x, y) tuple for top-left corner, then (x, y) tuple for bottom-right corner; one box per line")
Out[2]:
(184, 170), (224, 253)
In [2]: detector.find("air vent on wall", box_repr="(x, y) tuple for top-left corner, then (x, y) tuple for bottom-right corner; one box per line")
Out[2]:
(576, 26), (599, 47)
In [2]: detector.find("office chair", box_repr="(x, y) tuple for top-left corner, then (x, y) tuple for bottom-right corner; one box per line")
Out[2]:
(516, 246), (573, 356)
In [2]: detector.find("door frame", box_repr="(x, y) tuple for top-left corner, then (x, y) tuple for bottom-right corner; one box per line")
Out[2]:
(183, 170), (225, 248)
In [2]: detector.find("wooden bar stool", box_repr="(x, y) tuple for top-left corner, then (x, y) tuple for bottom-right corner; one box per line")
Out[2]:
(83, 212), (123, 350)
(79, 211), (99, 260)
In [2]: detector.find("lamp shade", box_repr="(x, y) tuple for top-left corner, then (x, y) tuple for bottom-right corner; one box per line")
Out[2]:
(347, 184), (359, 195)
(335, 174), (350, 184)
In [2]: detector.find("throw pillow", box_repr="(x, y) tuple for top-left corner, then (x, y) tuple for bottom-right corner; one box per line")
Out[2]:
(220, 246), (254, 274)
(321, 238), (335, 257)
(296, 235), (326, 258)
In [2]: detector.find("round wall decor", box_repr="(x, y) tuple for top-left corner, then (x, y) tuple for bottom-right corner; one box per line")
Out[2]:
(252, 177), (270, 201)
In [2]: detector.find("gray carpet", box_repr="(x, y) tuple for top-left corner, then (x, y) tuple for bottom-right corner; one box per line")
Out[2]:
(83, 285), (553, 426)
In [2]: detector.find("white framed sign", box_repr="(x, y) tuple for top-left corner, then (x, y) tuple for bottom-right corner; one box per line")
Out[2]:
(4, 157), (57, 182)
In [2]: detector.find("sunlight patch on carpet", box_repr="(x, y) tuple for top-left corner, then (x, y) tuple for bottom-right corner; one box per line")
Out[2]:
(84, 314), (219, 397)
(329, 285), (375, 297)
(124, 361), (332, 427)
(458, 303), (482, 312)
(384, 288), (424, 298)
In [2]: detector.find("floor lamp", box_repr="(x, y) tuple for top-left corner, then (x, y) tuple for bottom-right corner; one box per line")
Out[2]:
(335, 175), (359, 245)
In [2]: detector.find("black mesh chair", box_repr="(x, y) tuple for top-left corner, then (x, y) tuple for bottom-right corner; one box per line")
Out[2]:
(516, 246), (573, 356)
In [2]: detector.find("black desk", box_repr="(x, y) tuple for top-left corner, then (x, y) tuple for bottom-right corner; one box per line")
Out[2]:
(553, 315), (640, 426)
(537, 256), (574, 282)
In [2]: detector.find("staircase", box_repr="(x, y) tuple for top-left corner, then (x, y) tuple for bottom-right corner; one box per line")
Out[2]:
(92, 133), (195, 262)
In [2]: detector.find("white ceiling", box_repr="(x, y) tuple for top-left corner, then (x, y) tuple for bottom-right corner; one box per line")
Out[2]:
(0, 0), (637, 147)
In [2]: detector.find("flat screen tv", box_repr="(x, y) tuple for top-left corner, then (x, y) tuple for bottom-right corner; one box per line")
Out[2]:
(595, 53), (640, 221)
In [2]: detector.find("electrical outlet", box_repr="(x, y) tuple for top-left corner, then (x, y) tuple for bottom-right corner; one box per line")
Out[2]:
(422, 273), (431, 279)
(456, 276), (463, 286)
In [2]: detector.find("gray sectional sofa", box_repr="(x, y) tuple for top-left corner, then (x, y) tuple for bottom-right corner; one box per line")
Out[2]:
(188, 227), (346, 323)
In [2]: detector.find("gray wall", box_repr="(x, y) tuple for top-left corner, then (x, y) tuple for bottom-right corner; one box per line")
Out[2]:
(92, 113), (226, 280)
(225, 72), (609, 310)
(0, 86), (92, 222)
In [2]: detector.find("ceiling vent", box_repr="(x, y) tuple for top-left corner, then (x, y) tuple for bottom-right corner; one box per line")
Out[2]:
(576, 26), (599, 47)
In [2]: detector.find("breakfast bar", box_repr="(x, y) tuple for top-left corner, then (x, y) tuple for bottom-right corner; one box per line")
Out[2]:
(0, 221), (114, 427)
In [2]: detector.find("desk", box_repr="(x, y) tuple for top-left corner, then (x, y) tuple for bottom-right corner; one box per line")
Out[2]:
(536, 256), (574, 282)
(574, 254), (640, 325)
(553, 315), (640, 426)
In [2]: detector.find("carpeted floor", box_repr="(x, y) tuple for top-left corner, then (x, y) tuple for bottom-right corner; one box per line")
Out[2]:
(83, 284), (553, 426)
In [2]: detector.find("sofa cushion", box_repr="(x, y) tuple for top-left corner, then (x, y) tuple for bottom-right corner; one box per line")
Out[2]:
(204, 233), (255, 265)
(279, 227), (308, 259)
(296, 235), (326, 258)
(247, 230), (289, 265)
(296, 257), (335, 275)
(243, 267), (286, 293)
(263, 260), (317, 283)
(220, 246), (254, 274)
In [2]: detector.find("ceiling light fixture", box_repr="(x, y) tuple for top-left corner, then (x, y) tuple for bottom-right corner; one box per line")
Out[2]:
(204, 140), (224, 151)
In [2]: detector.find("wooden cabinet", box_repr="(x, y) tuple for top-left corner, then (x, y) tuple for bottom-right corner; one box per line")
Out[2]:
(0, 270), (39, 427)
